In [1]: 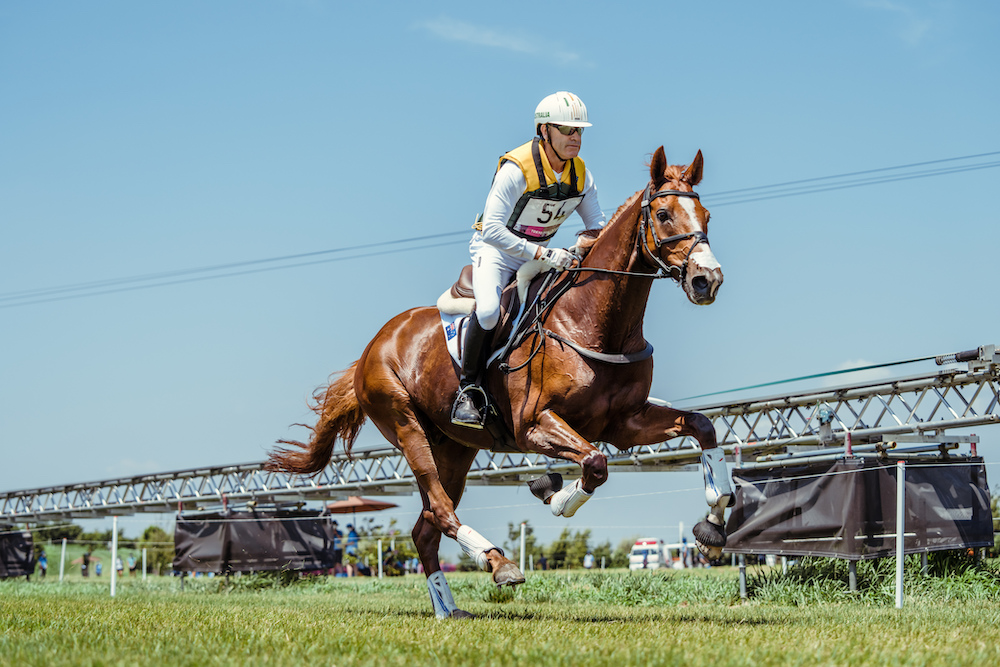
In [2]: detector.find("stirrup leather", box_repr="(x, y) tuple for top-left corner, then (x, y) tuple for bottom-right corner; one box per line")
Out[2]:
(451, 384), (489, 429)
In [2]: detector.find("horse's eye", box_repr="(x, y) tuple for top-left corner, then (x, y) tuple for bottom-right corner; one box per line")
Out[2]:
(656, 209), (669, 222)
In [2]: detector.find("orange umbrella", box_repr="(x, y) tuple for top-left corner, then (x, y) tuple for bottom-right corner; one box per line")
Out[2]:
(325, 496), (398, 524)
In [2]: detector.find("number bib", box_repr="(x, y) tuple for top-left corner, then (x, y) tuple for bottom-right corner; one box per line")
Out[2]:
(509, 196), (584, 241)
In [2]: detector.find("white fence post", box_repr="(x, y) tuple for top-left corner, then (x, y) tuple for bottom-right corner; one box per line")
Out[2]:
(895, 460), (905, 609)
(59, 537), (67, 582)
(377, 539), (383, 579)
(110, 516), (119, 598)
(519, 522), (526, 573)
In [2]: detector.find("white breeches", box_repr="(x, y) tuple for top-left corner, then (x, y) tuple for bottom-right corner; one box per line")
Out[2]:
(469, 235), (528, 331)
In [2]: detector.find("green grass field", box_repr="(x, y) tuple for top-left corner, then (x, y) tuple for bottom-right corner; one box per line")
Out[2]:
(3, 559), (1000, 666)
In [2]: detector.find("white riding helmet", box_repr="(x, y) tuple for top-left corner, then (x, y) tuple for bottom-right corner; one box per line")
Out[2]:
(534, 91), (591, 132)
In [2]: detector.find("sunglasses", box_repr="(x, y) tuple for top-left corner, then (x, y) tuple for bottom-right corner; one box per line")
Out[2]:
(550, 124), (584, 136)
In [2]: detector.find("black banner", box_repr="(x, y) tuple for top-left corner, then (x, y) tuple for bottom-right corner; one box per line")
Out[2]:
(725, 457), (992, 559)
(0, 527), (35, 579)
(174, 510), (339, 574)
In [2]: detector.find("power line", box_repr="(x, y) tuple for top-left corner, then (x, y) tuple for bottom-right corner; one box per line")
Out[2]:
(703, 150), (1000, 198)
(706, 160), (1000, 207)
(1, 238), (470, 309)
(5, 150), (996, 309)
(0, 231), (470, 304)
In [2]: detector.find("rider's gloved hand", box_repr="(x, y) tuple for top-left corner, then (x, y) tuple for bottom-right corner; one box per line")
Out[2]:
(537, 246), (575, 271)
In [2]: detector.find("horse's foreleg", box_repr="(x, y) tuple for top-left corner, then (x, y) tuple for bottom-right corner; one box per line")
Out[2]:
(616, 404), (732, 559)
(525, 410), (608, 517)
(694, 447), (732, 559)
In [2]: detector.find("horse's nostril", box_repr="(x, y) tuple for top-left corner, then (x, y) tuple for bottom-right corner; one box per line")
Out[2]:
(692, 276), (709, 294)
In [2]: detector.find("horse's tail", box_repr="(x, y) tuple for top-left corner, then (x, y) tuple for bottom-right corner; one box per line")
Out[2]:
(266, 361), (367, 475)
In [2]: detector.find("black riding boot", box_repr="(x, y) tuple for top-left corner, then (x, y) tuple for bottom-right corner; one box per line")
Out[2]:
(451, 313), (489, 429)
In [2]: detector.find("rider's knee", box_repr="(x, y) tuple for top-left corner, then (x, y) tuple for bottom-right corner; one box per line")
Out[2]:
(476, 307), (500, 331)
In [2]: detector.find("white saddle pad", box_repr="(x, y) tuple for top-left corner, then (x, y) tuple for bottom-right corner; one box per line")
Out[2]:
(441, 313), (472, 364)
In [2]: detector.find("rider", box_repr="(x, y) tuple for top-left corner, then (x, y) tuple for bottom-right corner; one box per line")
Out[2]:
(452, 91), (607, 428)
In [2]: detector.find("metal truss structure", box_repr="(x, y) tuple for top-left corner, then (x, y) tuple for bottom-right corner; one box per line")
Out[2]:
(3, 345), (997, 523)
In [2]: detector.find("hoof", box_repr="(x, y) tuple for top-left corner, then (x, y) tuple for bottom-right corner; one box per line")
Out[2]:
(492, 561), (526, 588)
(447, 609), (475, 620)
(693, 519), (726, 560)
(693, 519), (726, 547)
(527, 472), (563, 504)
(695, 540), (724, 561)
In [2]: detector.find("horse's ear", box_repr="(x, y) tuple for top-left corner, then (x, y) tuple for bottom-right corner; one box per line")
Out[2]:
(650, 146), (667, 186)
(682, 150), (704, 186)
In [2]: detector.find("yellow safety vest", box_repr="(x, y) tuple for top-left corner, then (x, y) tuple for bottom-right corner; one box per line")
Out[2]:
(494, 138), (587, 242)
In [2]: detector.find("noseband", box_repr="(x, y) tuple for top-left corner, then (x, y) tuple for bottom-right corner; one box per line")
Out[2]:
(638, 183), (709, 282)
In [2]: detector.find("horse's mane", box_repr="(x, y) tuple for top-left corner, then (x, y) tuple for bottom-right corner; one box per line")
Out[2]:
(574, 160), (689, 253)
(575, 190), (642, 252)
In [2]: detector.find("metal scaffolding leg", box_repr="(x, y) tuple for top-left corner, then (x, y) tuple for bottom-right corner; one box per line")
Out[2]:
(739, 554), (747, 599)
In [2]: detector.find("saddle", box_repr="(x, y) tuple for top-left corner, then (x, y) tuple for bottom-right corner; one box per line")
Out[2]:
(437, 261), (570, 450)
(437, 263), (532, 321)
(437, 260), (558, 364)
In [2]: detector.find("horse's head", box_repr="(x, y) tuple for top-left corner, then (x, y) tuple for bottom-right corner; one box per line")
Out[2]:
(640, 147), (723, 305)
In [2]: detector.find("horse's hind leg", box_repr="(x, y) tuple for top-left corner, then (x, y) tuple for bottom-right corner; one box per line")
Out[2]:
(380, 417), (523, 617)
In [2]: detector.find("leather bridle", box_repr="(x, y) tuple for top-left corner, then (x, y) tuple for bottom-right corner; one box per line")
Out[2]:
(498, 182), (711, 372)
(637, 182), (710, 283)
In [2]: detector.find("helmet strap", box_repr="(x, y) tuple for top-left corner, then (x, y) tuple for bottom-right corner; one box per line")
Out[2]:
(541, 126), (569, 169)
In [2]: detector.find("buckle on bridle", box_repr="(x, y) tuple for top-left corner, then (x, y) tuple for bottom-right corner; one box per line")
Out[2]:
(639, 183), (709, 282)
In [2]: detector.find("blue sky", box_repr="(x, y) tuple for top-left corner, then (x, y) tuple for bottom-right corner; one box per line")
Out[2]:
(2, 1), (998, 557)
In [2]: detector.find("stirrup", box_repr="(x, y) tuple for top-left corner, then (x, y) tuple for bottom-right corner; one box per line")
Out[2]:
(451, 385), (488, 429)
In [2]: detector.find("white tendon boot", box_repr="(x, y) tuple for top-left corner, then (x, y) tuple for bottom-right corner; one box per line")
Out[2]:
(693, 448), (732, 560)
(456, 524), (501, 571)
(427, 571), (466, 619)
(549, 478), (593, 518)
(701, 448), (733, 509)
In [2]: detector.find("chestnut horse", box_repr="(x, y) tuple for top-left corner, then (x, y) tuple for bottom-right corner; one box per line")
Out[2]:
(268, 147), (732, 619)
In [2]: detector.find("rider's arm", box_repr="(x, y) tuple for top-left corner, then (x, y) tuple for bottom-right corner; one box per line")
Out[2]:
(576, 170), (606, 231)
(479, 161), (545, 260)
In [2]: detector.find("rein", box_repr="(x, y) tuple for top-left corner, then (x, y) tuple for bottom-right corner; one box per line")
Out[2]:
(569, 184), (709, 282)
(499, 263), (649, 374)
(497, 182), (708, 373)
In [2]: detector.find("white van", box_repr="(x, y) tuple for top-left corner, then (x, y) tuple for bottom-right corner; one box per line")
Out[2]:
(630, 539), (689, 571)
(629, 538), (667, 571)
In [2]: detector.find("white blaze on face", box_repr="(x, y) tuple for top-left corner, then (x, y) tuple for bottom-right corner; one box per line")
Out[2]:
(676, 197), (721, 271)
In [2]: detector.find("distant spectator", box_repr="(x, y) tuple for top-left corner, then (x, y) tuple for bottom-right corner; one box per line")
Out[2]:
(116, 557), (124, 576)
(538, 553), (548, 571)
(681, 537), (690, 569)
(38, 550), (48, 578)
(128, 554), (137, 576)
(583, 551), (595, 570)
(345, 524), (359, 555)
(345, 524), (359, 576)
(95, 561), (102, 576)
(82, 551), (91, 577)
